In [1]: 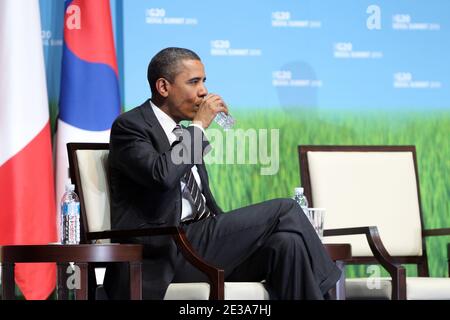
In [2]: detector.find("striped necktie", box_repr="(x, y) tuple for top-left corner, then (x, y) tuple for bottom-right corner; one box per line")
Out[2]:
(172, 125), (214, 223)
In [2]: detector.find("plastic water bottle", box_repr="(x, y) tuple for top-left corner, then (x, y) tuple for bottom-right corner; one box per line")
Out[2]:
(215, 112), (235, 130)
(60, 183), (80, 245)
(293, 187), (309, 216)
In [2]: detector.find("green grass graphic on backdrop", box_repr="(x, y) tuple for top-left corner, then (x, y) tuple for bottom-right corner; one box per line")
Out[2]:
(204, 108), (450, 279)
(50, 103), (450, 280)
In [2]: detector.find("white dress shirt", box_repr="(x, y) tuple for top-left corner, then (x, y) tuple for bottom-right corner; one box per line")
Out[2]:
(150, 100), (206, 221)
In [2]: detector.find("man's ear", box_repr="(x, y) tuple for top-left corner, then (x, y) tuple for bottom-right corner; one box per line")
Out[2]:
(155, 78), (170, 97)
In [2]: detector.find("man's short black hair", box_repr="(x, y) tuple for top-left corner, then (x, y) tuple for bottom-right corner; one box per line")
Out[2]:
(147, 47), (201, 95)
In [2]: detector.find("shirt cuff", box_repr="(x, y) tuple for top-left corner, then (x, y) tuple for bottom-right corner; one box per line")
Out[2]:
(188, 123), (207, 136)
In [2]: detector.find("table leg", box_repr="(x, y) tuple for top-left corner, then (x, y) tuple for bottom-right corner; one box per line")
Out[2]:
(2, 263), (15, 300)
(129, 262), (142, 300)
(75, 262), (88, 300)
(447, 244), (450, 277)
(334, 260), (346, 300)
(448, 258), (450, 277)
(57, 263), (69, 300)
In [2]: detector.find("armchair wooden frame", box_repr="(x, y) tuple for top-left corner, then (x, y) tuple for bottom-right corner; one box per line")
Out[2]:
(67, 142), (224, 300)
(298, 145), (450, 300)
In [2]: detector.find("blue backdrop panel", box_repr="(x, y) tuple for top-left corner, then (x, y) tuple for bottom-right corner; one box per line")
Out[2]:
(121, 0), (450, 110)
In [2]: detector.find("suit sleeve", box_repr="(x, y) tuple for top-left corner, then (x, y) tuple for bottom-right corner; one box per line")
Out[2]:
(109, 115), (211, 190)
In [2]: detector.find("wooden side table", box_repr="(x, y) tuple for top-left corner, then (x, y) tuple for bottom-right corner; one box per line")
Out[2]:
(1, 244), (142, 300)
(324, 243), (351, 300)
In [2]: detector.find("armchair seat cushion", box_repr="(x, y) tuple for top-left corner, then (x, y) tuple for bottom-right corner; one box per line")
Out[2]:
(164, 282), (269, 300)
(346, 277), (450, 300)
(95, 269), (269, 300)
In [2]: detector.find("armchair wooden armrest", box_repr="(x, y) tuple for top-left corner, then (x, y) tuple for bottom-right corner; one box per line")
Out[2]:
(87, 226), (224, 300)
(422, 228), (450, 237)
(323, 226), (406, 300)
(422, 228), (450, 277)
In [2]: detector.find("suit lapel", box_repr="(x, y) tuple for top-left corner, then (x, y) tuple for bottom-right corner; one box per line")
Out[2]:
(140, 99), (171, 152)
(141, 101), (218, 214)
(197, 164), (213, 200)
(196, 164), (208, 185)
(141, 101), (211, 195)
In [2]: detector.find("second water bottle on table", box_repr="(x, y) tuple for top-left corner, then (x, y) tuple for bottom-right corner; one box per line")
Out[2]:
(293, 187), (309, 217)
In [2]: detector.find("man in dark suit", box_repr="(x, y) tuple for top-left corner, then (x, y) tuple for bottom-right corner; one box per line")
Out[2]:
(104, 47), (340, 300)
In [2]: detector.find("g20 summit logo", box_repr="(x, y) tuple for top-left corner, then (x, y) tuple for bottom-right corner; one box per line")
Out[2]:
(365, 4), (441, 31)
(333, 42), (382, 59)
(393, 72), (441, 89)
(272, 70), (322, 88)
(41, 30), (62, 47)
(210, 40), (261, 57)
(145, 8), (198, 25)
(392, 14), (440, 31)
(271, 11), (321, 28)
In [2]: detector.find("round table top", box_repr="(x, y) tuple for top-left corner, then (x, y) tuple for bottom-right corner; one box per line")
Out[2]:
(0, 243), (143, 263)
(323, 243), (351, 261)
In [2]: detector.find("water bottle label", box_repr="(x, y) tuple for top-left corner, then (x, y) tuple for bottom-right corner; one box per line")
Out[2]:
(66, 215), (80, 244)
(62, 202), (80, 215)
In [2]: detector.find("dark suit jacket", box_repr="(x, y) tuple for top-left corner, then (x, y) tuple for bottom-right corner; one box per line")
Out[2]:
(104, 99), (223, 299)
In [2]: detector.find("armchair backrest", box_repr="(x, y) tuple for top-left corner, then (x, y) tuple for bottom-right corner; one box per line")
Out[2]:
(67, 143), (111, 243)
(298, 146), (425, 259)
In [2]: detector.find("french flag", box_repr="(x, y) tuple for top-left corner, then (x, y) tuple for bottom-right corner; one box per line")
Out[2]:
(55, 0), (121, 217)
(0, 0), (57, 299)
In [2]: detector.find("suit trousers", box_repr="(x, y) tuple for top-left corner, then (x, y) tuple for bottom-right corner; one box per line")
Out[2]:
(172, 198), (341, 299)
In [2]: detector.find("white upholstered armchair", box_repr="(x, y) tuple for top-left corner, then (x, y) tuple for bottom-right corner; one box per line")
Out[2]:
(298, 145), (450, 300)
(67, 142), (269, 300)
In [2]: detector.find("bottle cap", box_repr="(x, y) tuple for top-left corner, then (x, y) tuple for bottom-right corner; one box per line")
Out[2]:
(65, 183), (75, 192)
(295, 187), (304, 194)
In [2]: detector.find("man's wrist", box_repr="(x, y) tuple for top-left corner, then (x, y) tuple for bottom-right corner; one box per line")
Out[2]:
(191, 120), (206, 128)
(189, 123), (206, 135)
